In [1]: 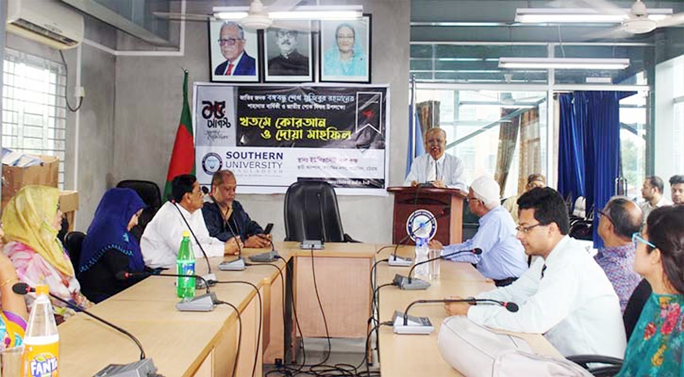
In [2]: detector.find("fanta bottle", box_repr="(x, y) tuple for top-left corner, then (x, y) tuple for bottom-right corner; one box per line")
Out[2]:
(22, 285), (59, 377)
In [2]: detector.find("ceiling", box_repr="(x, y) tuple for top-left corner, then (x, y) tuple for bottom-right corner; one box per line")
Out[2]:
(410, 0), (684, 84)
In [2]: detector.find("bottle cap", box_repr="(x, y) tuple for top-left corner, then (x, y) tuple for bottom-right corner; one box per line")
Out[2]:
(35, 285), (49, 295)
(182, 230), (190, 238)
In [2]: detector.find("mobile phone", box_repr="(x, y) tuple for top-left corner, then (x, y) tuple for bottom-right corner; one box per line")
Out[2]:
(263, 223), (274, 235)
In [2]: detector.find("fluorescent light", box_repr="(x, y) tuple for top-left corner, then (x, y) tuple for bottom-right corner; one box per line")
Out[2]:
(515, 8), (672, 24)
(498, 57), (630, 70)
(213, 5), (362, 21)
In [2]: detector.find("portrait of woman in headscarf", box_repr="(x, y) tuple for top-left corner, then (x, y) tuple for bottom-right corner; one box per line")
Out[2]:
(322, 21), (369, 79)
(78, 188), (146, 303)
(2, 185), (91, 318)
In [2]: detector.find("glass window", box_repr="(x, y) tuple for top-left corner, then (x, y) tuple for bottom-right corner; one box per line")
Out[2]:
(2, 49), (67, 188)
(620, 90), (647, 198)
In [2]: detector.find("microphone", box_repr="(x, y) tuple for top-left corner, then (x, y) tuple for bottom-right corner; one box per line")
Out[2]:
(393, 298), (519, 335)
(116, 271), (218, 312)
(219, 213), (246, 271)
(249, 239), (281, 263)
(13, 283), (158, 376)
(172, 202), (217, 286)
(389, 210), (449, 267)
(393, 248), (482, 290)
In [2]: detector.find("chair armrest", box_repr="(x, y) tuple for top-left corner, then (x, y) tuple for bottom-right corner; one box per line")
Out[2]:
(566, 355), (623, 367)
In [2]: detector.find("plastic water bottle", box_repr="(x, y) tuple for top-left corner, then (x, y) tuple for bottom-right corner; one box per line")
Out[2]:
(23, 285), (59, 377)
(414, 237), (429, 279)
(177, 231), (195, 299)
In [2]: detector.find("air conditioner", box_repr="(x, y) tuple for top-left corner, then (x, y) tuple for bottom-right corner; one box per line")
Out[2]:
(6, 0), (84, 50)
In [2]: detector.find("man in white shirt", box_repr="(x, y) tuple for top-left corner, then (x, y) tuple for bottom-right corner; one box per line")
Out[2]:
(445, 187), (626, 358)
(639, 176), (672, 224)
(141, 174), (242, 269)
(404, 128), (468, 191)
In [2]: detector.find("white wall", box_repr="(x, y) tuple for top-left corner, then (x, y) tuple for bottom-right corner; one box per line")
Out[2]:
(112, 0), (411, 244)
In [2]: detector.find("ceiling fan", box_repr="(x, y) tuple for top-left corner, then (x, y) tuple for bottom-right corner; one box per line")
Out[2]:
(154, 0), (362, 31)
(562, 0), (684, 35)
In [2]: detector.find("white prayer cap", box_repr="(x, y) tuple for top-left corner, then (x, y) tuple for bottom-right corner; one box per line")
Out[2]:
(470, 176), (501, 209)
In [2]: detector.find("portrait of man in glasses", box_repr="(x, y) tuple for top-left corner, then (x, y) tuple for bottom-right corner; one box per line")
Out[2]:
(214, 22), (256, 77)
(267, 27), (310, 77)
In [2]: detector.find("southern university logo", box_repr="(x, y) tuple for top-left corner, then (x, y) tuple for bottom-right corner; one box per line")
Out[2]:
(202, 152), (223, 175)
(406, 209), (437, 241)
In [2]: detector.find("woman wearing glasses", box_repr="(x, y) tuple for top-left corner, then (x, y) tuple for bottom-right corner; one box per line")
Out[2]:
(618, 205), (684, 376)
(323, 23), (367, 78)
(2, 186), (91, 318)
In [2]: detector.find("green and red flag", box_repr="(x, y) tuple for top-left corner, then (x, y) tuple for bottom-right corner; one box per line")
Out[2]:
(163, 70), (195, 201)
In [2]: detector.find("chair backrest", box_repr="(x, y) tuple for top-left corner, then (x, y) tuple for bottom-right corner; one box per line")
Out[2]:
(116, 180), (163, 241)
(64, 231), (86, 272)
(623, 279), (652, 340)
(284, 181), (346, 242)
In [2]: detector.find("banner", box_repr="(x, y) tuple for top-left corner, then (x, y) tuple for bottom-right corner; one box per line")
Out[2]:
(194, 83), (390, 195)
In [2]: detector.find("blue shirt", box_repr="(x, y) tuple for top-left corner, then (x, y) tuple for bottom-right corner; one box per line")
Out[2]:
(441, 205), (527, 280)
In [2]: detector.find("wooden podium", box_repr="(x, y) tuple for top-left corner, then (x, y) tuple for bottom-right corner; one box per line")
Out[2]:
(387, 186), (467, 245)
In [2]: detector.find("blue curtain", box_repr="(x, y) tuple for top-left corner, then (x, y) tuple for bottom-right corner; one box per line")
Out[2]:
(406, 105), (425, 176)
(557, 91), (634, 247)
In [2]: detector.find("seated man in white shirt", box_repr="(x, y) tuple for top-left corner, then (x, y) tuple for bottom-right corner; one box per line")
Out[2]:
(445, 187), (626, 358)
(404, 127), (468, 191)
(141, 174), (242, 269)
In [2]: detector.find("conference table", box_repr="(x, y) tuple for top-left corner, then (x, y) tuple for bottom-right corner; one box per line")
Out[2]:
(56, 242), (560, 376)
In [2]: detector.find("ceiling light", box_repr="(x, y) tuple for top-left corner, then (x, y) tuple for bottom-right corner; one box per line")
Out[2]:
(213, 5), (362, 21)
(498, 58), (630, 70)
(515, 8), (672, 24)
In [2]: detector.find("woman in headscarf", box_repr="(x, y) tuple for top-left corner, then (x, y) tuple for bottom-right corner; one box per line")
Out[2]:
(78, 188), (146, 303)
(2, 185), (90, 318)
(323, 23), (367, 77)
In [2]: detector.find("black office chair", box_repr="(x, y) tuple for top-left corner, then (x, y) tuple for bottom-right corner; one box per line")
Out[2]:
(567, 279), (652, 376)
(116, 180), (162, 241)
(64, 231), (86, 272)
(461, 199), (480, 241)
(284, 181), (357, 242)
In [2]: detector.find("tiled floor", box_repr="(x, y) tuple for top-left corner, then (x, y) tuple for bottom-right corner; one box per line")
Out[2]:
(263, 338), (380, 376)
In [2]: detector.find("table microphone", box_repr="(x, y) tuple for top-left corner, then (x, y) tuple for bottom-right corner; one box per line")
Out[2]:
(116, 271), (218, 312)
(12, 283), (158, 377)
(249, 239), (281, 263)
(172, 200), (217, 286)
(393, 248), (482, 290)
(393, 298), (519, 335)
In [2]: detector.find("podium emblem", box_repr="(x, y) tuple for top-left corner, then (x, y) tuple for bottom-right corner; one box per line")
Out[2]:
(406, 209), (437, 241)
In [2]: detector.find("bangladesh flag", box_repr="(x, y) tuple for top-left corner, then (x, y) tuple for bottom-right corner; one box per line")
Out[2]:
(163, 70), (195, 201)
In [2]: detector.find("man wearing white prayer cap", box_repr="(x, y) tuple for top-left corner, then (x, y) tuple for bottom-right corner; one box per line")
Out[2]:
(430, 176), (528, 286)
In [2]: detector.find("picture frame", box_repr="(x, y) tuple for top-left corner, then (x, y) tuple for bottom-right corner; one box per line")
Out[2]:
(319, 14), (372, 83)
(264, 22), (314, 83)
(209, 20), (261, 83)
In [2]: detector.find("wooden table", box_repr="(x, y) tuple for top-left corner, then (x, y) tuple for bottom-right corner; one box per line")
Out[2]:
(375, 246), (562, 376)
(59, 247), (288, 377)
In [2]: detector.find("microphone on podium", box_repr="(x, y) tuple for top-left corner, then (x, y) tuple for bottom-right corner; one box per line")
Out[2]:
(393, 298), (519, 335)
(116, 271), (218, 312)
(393, 248), (482, 290)
(12, 282), (158, 377)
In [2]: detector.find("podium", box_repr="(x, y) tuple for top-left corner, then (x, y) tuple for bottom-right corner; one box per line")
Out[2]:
(387, 186), (467, 245)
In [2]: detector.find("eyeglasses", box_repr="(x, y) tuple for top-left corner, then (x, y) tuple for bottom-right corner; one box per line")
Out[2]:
(218, 38), (242, 46)
(516, 223), (543, 233)
(597, 210), (613, 224)
(632, 233), (657, 249)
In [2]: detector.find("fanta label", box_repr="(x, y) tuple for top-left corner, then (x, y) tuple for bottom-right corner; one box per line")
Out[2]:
(23, 340), (59, 377)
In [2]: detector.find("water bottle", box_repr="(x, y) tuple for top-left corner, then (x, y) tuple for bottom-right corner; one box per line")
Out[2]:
(414, 237), (429, 279)
(22, 285), (59, 377)
(177, 231), (196, 300)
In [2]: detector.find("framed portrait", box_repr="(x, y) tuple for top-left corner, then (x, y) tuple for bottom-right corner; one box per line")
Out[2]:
(319, 15), (372, 83)
(209, 20), (260, 83)
(264, 22), (314, 82)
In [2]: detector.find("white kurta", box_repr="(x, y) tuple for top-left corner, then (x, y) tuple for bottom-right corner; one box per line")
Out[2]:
(467, 236), (626, 358)
(141, 202), (225, 268)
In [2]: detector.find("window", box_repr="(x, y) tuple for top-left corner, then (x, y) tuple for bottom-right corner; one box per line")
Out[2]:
(2, 48), (67, 188)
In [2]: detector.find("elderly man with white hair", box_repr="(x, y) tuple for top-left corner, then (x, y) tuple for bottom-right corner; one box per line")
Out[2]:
(430, 176), (527, 286)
